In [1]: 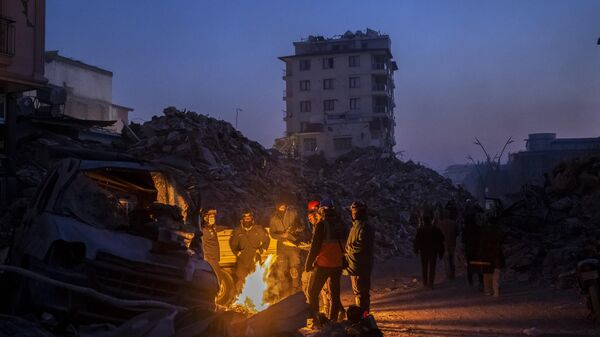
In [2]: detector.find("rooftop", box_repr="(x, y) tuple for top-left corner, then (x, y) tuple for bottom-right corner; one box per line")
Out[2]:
(45, 51), (113, 77)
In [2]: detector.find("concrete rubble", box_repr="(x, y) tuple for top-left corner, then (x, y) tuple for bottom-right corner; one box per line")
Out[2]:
(500, 156), (600, 284)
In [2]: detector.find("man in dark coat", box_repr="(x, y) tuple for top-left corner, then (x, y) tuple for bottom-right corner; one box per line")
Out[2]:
(414, 209), (445, 289)
(438, 201), (459, 279)
(229, 209), (270, 292)
(345, 201), (375, 315)
(305, 199), (347, 324)
(479, 214), (505, 297)
(197, 207), (221, 270)
(462, 199), (483, 287)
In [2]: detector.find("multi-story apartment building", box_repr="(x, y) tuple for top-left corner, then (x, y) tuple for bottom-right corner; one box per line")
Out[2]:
(276, 29), (397, 159)
(0, 0), (46, 209)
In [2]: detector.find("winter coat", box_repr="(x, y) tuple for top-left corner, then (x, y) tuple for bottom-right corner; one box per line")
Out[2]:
(414, 225), (445, 258)
(437, 218), (459, 252)
(229, 223), (270, 267)
(345, 218), (375, 276)
(462, 221), (481, 261)
(478, 224), (505, 269)
(201, 225), (221, 263)
(305, 209), (347, 271)
(269, 207), (306, 252)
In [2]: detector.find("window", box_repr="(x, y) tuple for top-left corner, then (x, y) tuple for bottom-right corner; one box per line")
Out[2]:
(323, 57), (334, 69)
(349, 76), (360, 88)
(300, 100), (311, 112)
(299, 80), (311, 91)
(334, 137), (353, 151)
(303, 138), (317, 152)
(350, 98), (360, 110)
(300, 59), (311, 71)
(323, 99), (335, 112)
(349, 55), (360, 67)
(323, 78), (334, 90)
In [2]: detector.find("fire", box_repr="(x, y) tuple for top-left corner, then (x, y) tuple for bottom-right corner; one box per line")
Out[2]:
(234, 254), (275, 313)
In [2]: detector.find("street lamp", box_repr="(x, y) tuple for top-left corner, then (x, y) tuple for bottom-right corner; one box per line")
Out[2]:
(235, 108), (243, 129)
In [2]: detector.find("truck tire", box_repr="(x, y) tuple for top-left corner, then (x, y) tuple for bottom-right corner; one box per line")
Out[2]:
(215, 269), (235, 306)
(589, 282), (600, 322)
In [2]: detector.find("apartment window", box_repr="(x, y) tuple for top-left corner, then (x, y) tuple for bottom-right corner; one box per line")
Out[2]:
(350, 98), (360, 110)
(334, 137), (353, 151)
(299, 59), (311, 71)
(323, 78), (334, 90)
(349, 76), (360, 88)
(349, 55), (360, 67)
(323, 99), (335, 112)
(323, 57), (334, 69)
(299, 80), (311, 91)
(303, 138), (317, 152)
(300, 100), (311, 112)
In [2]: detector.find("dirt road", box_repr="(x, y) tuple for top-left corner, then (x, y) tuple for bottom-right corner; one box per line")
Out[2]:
(339, 257), (598, 337)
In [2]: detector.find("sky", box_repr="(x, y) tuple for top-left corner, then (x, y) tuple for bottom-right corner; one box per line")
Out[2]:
(46, 0), (600, 172)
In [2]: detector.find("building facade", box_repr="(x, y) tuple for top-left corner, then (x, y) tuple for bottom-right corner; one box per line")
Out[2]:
(44, 51), (132, 132)
(0, 0), (46, 209)
(276, 29), (397, 159)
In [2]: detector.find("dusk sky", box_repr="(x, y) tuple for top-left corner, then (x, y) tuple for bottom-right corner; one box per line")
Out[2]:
(46, 0), (600, 171)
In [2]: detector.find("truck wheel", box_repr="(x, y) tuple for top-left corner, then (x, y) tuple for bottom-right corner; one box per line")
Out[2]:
(215, 269), (235, 306)
(589, 283), (600, 322)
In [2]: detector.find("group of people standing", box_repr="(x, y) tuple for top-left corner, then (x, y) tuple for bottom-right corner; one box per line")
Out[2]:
(195, 195), (376, 327)
(412, 199), (505, 296)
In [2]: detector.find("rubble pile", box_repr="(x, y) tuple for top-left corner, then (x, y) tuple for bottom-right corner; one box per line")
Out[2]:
(500, 156), (600, 283)
(126, 107), (464, 258)
(126, 107), (309, 226)
(304, 148), (466, 257)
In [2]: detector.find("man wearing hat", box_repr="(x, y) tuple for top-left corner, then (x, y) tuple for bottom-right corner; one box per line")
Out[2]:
(345, 201), (375, 316)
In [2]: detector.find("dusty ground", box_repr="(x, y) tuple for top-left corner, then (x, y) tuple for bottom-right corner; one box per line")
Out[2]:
(333, 257), (598, 337)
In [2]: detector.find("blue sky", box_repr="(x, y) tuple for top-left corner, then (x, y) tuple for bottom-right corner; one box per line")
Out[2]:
(46, 0), (600, 171)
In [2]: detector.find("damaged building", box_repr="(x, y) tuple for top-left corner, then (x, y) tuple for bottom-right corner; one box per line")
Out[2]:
(275, 29), (398, 159)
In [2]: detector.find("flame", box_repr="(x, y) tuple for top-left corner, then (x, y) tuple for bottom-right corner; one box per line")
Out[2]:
(234, 254), (275, 313)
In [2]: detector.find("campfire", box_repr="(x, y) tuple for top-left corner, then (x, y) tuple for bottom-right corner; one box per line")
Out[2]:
(234, 254), (275, 313)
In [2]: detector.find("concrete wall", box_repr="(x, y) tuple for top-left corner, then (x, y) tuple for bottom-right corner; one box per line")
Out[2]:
(45, 59), (112, 102)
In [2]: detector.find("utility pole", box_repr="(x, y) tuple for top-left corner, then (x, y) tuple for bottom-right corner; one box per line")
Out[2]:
(235, 108), (243, 129)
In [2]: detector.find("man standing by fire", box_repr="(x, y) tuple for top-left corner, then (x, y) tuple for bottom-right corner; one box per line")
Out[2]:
(345, 201), (375, 316)
(305, 199), (347, 325)
(269, 193), (308, 297)
(229, 208), (270, 293)
(200, 207), (221, 271)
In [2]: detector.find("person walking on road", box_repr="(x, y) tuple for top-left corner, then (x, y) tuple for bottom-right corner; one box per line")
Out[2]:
(414, 207), (445, 289)
(345, 201), (375, 316)
(438, 200), (459, 279)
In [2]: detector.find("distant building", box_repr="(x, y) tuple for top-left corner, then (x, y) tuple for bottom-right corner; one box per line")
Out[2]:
(0, 0), (47, 209)
(445, 133), (600, 202)
(275, 29), (397, 159)
(44, 51), (132, 132)
(509, 133), (600, 186)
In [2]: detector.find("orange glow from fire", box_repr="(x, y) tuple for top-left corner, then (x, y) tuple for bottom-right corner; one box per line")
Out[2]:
(234, 254), (275, 312)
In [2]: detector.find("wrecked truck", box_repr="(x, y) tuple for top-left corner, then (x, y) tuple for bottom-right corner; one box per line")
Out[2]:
(0, 158), (218, 323)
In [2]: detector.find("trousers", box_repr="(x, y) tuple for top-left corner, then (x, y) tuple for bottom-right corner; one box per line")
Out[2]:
(350, 273), (371, 313)
(307, 266), (342, 321)
(420, 254), (437, 288)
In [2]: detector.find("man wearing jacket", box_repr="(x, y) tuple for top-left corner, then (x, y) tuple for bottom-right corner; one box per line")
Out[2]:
(305, 199), (347, 324)
(414, 207), (445, 289)
(229, 209), (270, 292)
(345, 201), (375, 315)
(269, 195), (306, 297)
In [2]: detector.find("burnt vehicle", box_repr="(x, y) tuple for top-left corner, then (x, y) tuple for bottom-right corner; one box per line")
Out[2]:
(1, 158), (218, 323)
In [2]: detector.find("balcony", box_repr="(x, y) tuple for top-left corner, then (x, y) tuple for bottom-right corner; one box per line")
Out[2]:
(372, 83), (387, 91)
(0, 17), (15, 56)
